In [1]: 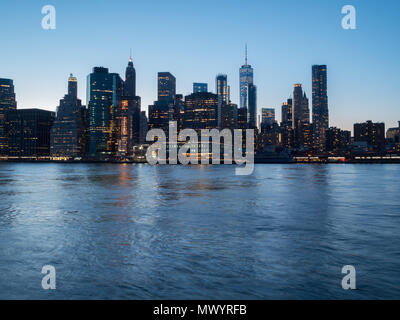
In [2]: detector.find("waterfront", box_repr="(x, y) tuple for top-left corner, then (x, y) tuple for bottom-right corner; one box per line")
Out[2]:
(0, 163), (399, 299)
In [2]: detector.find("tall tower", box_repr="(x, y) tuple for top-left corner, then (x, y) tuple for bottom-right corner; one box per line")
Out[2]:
(51, 74), (86, 158)
(312, 65), (328, 151)
(124, 55), (136, 97)
(216, 74), (228, 128)
(158, 72), (176, 102)
(239, 44), (254, 109)
(87, 67), (123, 157)
(0, 78), (17, 156)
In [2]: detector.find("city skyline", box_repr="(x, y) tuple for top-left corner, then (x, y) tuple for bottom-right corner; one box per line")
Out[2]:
(0, 0), (399, 133)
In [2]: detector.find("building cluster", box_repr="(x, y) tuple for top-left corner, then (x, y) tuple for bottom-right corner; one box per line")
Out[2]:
(0, 52), (399, 161)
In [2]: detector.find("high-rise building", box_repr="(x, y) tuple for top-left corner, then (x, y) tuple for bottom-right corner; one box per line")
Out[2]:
(193, 83), (208, 93)
(119, 57), (141, 156)
(237, 108), (248, 130)
(325, 127), (351, 152)
(312, 65), (329, 151)
(293, 84), (310, 148)
(0, 78), (17, 156)
(239, 45), (254, 109)
(50, 74), (87, 158)
(221, 103), (238, 130)
(216, 74), (229, 128)
(261, 108), (275, 125)
(8, 109), (55, 159)
(124, 55), (136, 97)
(184, 92), (218, 130)
(139, 111), (148, 145)
(158, 72), (176, 102)
(281, 99), (292, 125)
(247, 83), (257, 129)
(87, 67), (123, 157)
(354, 121), (385, 151)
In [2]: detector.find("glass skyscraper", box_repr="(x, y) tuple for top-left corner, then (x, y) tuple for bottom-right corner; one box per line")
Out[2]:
(0, 78), (17, 156)
(239, 46), (254, 110)
(312, 65), (329, 151)
(87, 67), (123, 157)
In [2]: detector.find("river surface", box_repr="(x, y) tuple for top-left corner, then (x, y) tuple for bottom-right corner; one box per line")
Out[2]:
(0, 163), (399, 299)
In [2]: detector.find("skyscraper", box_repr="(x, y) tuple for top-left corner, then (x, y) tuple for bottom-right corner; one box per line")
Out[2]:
(354, 120), (385, 152)
(87, 67), (123, 157)
(158, 72), (176, 102)
(293, 84), (311, 148)
(184, 92), (218, 130)
(247, 83), (257, 129)
(119, 57), (141, 156)
(239, 45), (254, 109)
(312, 65), (329, 150)
(124, 55), (136, 97)
(261, 108), (275, 125)
(281, 99), (292, 125)
(50, 74), (87, 158)
(193, 83), (208, 93)
(216, 74), (229, 128)
(8, 109), (55, 159)
(0, 78), (17, 156)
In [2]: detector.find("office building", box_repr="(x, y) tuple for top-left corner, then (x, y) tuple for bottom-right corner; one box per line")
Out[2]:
(8, 109), (55, 159)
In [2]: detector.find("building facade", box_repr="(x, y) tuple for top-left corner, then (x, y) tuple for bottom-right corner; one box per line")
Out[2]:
(50, 74), (87, 158)
(8, 109), (55, 159)
(87, 67), (123, 157)
(312, 65), (329, 151)
(0, 78), (17, 156)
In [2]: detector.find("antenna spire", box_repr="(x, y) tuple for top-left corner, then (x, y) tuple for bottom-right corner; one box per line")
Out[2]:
(245, 43), (248, 66)
(129, 48), (133, 63)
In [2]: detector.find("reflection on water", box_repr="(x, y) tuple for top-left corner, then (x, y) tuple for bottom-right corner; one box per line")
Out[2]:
(0, 163), (400, 299)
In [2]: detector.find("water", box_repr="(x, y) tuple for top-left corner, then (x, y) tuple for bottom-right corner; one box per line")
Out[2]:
(0, 163), (399, 299)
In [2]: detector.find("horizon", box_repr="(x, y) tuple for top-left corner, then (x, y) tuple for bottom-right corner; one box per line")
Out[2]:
(1, 0), (399, 133)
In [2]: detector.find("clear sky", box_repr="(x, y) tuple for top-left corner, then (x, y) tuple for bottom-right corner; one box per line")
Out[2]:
(1, 0), (399, 132)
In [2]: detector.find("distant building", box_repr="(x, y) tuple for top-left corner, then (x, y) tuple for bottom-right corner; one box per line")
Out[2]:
(0, 78), (17, 156)
(247, 83), (257, 129)
(184, 92), (218, 130)
(237, 107), (248, 130)
(281, 99), (292, 125)
(386, 122), (400, 143)
(221, 103), (238, 130)
(293, 84), (310, 148)
(216, 74), (229, 128)
(193, 83), (208, 93)
(239, 45), (254, 109)
(8, 109), (55, 159)
(119, 57), (141, 156)
(139, 111), (148, 145)
(354, 120), (385, 152)
(261, 108), (275, 125)
(325, 127), (351, 152)
(312, 65), (329, 151)
(87, 67), (123, 157)
(50, 74), (87, 158)
(158, 72), (176, 102)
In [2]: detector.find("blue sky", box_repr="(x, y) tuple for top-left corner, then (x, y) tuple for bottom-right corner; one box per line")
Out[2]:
(0, 0), (399, 132)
